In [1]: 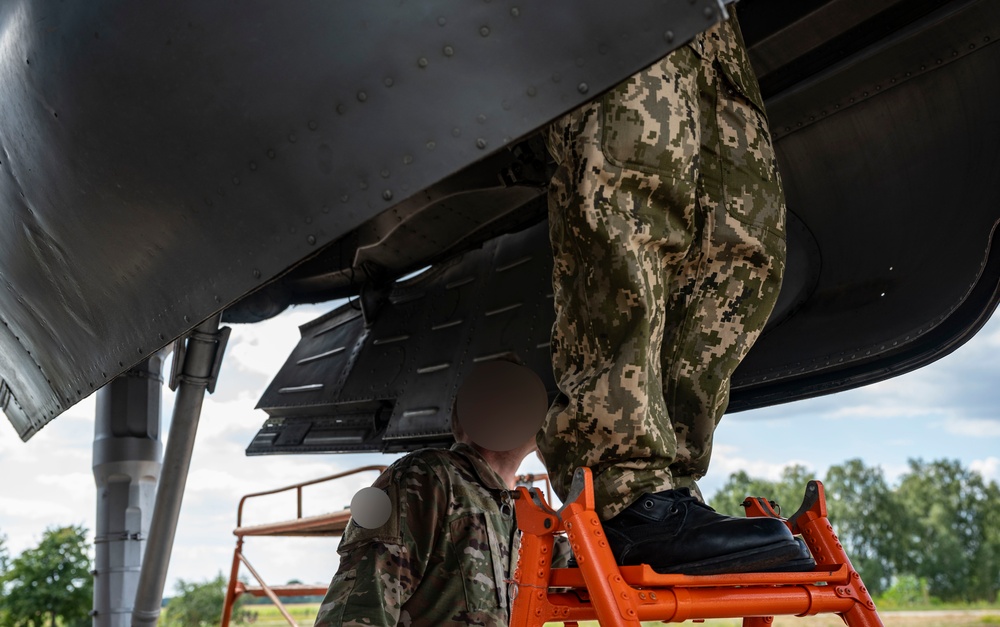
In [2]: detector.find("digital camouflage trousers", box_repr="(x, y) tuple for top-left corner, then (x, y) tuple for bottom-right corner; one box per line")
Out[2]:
(538, 17), (787, 521)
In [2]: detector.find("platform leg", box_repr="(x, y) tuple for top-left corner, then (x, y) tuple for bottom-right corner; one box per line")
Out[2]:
(220, 538), (243, 627)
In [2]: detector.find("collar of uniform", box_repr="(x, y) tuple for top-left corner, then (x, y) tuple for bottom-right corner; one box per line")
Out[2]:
(449, 442), (509, 492)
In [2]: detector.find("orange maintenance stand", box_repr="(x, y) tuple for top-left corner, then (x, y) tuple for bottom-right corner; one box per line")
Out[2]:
(220, 465), (388, 627)
(509, 467), (883, 627)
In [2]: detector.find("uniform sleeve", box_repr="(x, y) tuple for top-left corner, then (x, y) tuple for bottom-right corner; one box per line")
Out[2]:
(314, 457), (447, 627)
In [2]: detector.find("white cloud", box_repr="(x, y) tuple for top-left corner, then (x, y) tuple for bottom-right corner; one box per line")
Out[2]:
(941, 417), (1000, 438)
(970, 457), (1000, 482)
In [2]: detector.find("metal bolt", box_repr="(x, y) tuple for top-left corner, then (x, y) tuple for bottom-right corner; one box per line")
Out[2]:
(307, 235), (316, 245)
(382, 189), (393, 201)
(480, 26), (491, 37)
(384, 77), (394, 87)
(578, 82), (589, 94)
(476, 138), (487, 149)
(665, 30), (675, 42)
(357, 91), (367, 102)
(511, 7), (520, 17)
(418, 57), (429, 68)
(443, 45), (454, 57)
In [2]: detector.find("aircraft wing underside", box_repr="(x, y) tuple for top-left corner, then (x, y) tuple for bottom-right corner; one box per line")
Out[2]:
(1, 0), (999, 447)
(0, 0), (730, 440)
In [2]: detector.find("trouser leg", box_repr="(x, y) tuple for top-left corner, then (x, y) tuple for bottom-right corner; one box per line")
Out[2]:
(667, 46), (786, 491)
(539, 19), (785, 522)
(540, 45), (702, 521)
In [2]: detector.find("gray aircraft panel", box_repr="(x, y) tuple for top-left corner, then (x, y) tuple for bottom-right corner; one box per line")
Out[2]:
(0, 0), (728, 439)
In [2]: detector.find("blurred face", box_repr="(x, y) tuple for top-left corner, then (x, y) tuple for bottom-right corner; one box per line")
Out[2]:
(455, 361), (547, 453)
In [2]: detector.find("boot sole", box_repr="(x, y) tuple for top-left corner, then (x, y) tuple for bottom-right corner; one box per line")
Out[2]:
(651, 538), (806, 576)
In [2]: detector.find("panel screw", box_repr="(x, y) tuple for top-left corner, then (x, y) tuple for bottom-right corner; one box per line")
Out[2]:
(357, 91), (368, 102)
(511, 7), (520, 17)
(480, 26), (491, 37)
(382, 189), (394, 200)
(307, 235), (316, 245)
(664, 30), (675, 42)
(577, 82), (589, 94)
(443, 45), (455, 57)
(476, 138), (487, 149)
(418, 57), (429, 68)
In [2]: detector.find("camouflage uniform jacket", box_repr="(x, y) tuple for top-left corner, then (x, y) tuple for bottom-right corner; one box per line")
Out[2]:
(314, 443), (519, 626)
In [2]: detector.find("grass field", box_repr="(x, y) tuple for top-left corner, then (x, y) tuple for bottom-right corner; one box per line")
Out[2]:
(242, 603), (1000, 626)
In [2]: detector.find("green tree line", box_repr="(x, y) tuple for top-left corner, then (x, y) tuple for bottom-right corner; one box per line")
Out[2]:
(710, 458), (1000, 603)
(0, 526), (92, 627)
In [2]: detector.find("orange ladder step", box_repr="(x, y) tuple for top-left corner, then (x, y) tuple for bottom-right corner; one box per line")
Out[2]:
(509, 468), (883, 627)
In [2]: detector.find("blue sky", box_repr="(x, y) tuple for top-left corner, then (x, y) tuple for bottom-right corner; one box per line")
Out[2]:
(0, 302), (997, 591)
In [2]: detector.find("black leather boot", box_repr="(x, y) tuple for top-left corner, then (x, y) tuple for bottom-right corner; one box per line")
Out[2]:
(602, 488), (809, 575)
(761, 536), (817, 572)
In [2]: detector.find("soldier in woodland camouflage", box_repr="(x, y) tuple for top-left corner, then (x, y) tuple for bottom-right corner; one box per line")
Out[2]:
(538, 14), (811, 574)
(313, 443), (521, 626)
(314, 361), (542, 627)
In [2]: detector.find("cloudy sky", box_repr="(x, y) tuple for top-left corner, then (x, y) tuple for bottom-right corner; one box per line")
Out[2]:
(1, 302), (998, 593)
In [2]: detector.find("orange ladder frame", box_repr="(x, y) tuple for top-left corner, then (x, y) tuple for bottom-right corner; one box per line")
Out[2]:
(510, 467), (883, 626)
(220, 465), (388, 627)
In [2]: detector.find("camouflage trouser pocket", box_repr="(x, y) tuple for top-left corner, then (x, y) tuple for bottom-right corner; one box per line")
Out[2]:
(451, 513), (502, 613)
(598, 47), (700, 177)
(715, 69), (786, 240)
